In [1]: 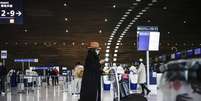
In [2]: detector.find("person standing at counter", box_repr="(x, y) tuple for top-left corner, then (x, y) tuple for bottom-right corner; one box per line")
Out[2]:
(79, 42), (104, 101)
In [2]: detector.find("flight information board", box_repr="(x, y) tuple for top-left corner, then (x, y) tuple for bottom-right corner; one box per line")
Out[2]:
(137, 26), (160, 51)
(0, 0), (23, 24)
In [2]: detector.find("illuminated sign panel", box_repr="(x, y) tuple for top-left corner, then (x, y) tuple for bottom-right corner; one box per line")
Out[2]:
(137, 26), (160, 51)
(1, 50), (7, 59)
(14, 59), (39, 63)
(0, 0), (23, 24)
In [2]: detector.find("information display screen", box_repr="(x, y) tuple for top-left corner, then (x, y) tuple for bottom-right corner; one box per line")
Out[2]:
(137, 31), (150, 51)
(175, 52), (181, 59)
(194, 48), (201, 55)
(137, 26), (160, 51)
(187, 50), (193, 58)
(0, 0), (23, 24)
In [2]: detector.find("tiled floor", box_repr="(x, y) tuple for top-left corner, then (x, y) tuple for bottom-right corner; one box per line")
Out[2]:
(0, 82), (158, 101)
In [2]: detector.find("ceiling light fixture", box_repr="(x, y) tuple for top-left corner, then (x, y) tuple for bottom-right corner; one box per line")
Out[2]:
(125, 12), (130, 14)
(142, 9), (147, 12)
(132, 3), (138, 6)
(121, 17), (126, 20)
(65, 18), (68, 21)
(64, 3), (67, 6)
(123, 15), (128, 17)
(139, 12), (143, 15)
(81, 42), (85, 46)
(105, 63), (109, 67)
(24, 29), (28, 32)
(128, 9), (132, 12)
(115, 26), (119, 29)
(108, 40), (112, 43)
(148, 3), (153, 6)
(145, 7), (150, 10)
(152, 0), (157, 2)
(136, 15), (141, 18)
(99, 30), (102, 34)
(116, 24), (120, 27)
(105, 58), (109, 62)
(163, 6), (167, 10)
(136, 0), (141, 2)
(113, 63), (116, 66)
(118, 22), (122, 24)
(131, 20), (136, 22)
(104, 18), (108, 22)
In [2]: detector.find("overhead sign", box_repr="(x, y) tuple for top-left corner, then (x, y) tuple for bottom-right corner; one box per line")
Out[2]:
(1, 50), (7, 59)
(137, 26), (160, 51)
(0, 0), (23, 24)
(30, 67), (49, 70)
(14, 59), (39, 63)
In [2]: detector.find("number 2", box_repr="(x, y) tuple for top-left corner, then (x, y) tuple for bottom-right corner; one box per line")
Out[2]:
(1, 10), (6, 16)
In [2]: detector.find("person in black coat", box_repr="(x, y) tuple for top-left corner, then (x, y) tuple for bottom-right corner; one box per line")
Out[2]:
(79, 42), (104, 101)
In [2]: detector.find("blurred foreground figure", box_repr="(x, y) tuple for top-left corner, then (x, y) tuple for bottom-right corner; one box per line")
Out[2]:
(159, 59), (201, 101)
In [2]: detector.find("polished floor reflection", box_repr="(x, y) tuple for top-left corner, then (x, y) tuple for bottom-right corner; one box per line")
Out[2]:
(0, 82), (158, 101)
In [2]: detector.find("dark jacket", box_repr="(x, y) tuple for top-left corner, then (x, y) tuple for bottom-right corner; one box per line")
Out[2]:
(80, 48), (102, 101)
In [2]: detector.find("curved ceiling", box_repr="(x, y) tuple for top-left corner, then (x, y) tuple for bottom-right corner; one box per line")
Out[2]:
(0, 0), (200, 67)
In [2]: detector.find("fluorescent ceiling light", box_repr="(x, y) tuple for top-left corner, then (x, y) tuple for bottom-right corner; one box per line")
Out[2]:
(128, 9), (132, 12)
(114, 50), (118, 52)
(105, 53), (109, 57)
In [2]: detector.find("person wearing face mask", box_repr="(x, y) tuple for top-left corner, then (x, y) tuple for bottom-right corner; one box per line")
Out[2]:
(79, 42), (104, 101)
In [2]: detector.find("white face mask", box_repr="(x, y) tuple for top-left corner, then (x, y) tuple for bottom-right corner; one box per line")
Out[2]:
(95, 49), (100, 55)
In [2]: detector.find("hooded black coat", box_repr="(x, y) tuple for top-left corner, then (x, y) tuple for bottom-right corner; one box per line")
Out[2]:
(79, 48), (102, 101)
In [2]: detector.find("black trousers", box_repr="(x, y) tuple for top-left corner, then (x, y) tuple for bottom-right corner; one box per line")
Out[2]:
(0, 76), (6, 92)
(140, 83), (150, 93)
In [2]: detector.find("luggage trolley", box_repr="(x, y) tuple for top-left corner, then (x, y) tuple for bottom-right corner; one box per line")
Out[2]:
(109, 67), (147, 101)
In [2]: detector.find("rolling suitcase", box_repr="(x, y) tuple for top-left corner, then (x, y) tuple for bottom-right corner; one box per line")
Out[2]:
(121, 94), (147, 101)
(119, 81), (147, 101)
(110, 68), (147, 101)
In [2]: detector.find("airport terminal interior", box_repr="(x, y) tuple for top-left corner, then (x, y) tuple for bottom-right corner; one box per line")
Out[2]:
(0, 0), (201, 101)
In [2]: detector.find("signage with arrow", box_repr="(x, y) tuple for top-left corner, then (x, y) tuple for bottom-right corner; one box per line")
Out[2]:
(0, 0), (23, 24)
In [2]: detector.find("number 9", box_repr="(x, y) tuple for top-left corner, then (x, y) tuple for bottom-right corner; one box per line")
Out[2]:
(10, 10), (15, 16)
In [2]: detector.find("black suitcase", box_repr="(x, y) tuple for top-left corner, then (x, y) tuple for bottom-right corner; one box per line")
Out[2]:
(119, 81), (147, 101)
(110, 69), (147, 101)
(121, 94), (147, 101)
